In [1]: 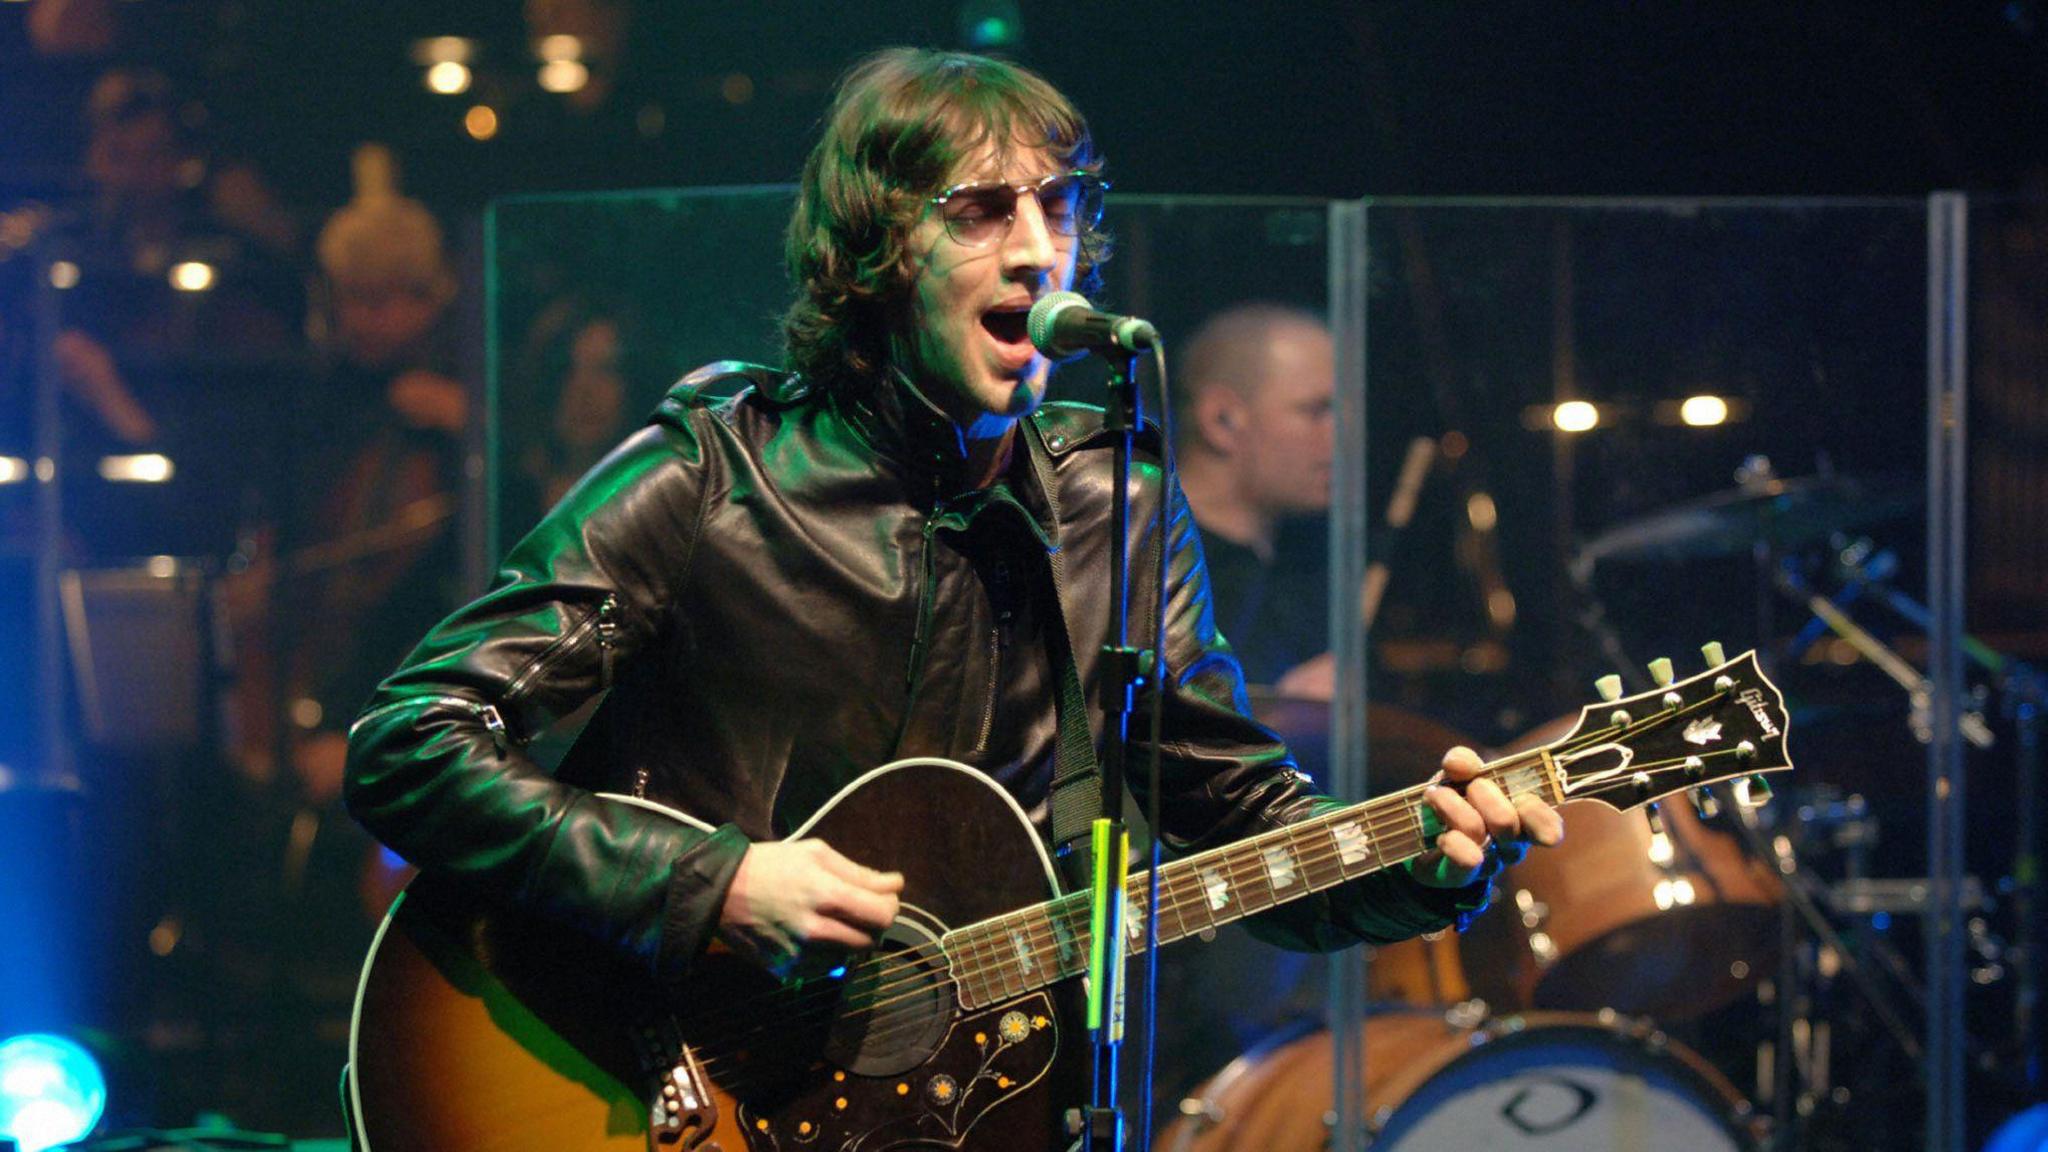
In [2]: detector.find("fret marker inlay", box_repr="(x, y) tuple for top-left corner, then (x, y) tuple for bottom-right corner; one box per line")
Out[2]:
(1263, 845), (1298, 888)
(1010, 929), (1034, 976)
(1333, 821), (1372, 866)
(1200, 868), (1231, 912)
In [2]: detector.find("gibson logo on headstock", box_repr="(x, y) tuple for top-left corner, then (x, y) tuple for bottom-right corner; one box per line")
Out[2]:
(1738, 688), (1780, 738)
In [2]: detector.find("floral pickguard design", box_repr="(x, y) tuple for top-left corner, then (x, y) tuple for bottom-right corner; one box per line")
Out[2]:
(733, 992), (1059, 1151)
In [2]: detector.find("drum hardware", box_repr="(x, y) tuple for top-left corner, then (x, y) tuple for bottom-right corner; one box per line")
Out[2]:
(1779, 535), (2048, 1096)
(1826, 877), (1989, 918)
(1159, 1009), (1767, 1152)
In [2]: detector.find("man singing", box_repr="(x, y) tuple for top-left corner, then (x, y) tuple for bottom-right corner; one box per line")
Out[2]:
(345, 46), (1560, 1144)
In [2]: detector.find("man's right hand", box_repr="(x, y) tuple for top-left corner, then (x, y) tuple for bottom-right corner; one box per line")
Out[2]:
(717, 839), (903, 980)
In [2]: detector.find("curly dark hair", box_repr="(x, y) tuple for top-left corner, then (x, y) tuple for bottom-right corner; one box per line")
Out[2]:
(782, 48), (1109, 392)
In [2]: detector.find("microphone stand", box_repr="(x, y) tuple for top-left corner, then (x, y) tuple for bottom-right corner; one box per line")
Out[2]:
(1076, 347), (1149, 1152)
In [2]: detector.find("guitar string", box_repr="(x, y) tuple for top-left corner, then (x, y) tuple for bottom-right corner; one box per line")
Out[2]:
(676, 707), (1640, 1048)
(677, 773), (1491, 1075)
(949, 688), (1759, 1005)
(673, 730), (1624, 1064)
(671, 710), (1712, 1065)
(682, 744), (1750, 1080)
(782, 695), (1769, 1062)
(677, 757), (1565, 1072)
(673, 765), (1481, 1050)
(675, 703), (1760, 1073)
(681, 770), (1551, 1079)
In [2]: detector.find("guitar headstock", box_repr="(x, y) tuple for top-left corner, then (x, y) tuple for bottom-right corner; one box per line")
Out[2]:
(1533, 645), (1793, 814)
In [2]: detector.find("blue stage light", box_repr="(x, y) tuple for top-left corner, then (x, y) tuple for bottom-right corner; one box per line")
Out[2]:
(0, 1034), (106, 1152)
(1985, 1104), (2048, 1152)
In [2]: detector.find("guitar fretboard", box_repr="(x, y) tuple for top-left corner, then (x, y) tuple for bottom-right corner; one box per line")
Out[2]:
(940, 754), (1557, 1010)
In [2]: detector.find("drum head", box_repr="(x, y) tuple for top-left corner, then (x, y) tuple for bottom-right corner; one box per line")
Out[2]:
(1375, 1016), (1758, 1151)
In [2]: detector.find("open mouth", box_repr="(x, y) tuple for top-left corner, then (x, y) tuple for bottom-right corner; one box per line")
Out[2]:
(981, 310), (1030, 347)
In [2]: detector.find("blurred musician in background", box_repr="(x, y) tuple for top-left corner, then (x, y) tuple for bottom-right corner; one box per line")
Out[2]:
(1170, 303), (1335, 692)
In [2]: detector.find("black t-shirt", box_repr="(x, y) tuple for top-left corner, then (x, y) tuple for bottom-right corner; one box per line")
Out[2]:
(1197, 515), (1330, 687)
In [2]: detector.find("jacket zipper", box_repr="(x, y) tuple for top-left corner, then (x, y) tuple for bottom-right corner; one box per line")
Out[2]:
(903, 500), (942, 696)
(349, 695), (508, 752)
(973, 626), (1000, 754)
(594, 593), (620, 689)
(504, 593), (620, 701)
(354, 592), (621, 752)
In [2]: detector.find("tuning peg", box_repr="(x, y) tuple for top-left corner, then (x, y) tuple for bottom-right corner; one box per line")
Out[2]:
(1690, 786), (1721, 821)
(1596, 674), (1624, 702)
(1701, 641), (1727, 667)
(1645, 803), (1674, 865)
(1648, 657), (1675, 687)
(1735, 774), (1774, 808)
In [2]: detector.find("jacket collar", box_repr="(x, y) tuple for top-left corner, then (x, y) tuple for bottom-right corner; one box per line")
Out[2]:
(824, 368), (1061, 546)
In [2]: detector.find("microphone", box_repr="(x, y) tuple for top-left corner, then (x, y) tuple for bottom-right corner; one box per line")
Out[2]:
(1026, 292), (1158, 359)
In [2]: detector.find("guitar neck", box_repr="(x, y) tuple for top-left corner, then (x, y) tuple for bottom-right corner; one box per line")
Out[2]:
(942, 751), (1560, 1009)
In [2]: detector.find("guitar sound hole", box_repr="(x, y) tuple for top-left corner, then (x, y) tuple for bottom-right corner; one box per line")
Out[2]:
(825, 905), (954, 1078)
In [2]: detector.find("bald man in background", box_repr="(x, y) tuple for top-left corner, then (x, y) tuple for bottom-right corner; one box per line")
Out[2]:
(1173, 302), (1336, 690)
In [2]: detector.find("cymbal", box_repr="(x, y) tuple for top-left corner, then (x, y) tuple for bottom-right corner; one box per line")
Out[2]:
(1575, 473), (1920, 570)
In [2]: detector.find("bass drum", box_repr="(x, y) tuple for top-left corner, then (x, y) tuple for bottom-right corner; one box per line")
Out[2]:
(1159, 1011), (1762, 1152)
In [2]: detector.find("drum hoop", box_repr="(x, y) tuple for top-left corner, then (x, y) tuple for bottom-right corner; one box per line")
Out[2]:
(1373, 1011), (1765, 1147)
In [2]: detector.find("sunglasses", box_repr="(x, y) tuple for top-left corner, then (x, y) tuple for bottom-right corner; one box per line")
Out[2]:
(928, 170), (1109, 248)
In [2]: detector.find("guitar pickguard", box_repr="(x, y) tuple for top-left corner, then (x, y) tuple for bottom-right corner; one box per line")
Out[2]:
(731, 992), (1059, 1151)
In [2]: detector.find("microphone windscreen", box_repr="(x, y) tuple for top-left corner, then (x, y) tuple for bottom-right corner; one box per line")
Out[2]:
(1027, 291), (1091, 357)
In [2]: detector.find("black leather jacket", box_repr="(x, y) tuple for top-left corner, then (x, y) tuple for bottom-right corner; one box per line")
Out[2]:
(343, 363), (1483, 995)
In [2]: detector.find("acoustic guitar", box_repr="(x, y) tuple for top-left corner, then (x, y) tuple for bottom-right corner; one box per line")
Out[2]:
(346, 648), (1792, 1151)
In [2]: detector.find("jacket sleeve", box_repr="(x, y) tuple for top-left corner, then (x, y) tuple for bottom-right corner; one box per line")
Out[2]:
(343, 415), (749, 995)
(1129, 467), (1492, 949)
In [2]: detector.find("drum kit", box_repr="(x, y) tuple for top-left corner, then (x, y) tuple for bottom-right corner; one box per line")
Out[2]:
(1158, 461), (2043, 1151)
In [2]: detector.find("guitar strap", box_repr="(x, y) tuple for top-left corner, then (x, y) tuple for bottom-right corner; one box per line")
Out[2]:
(1040, 545), (1104, 867)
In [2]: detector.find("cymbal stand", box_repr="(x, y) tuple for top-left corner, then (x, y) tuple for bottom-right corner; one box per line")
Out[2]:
(1566, 546), (1916, 1147)
(1826, 539), (2047, 1093)
(1724, 783), (1925, 1143)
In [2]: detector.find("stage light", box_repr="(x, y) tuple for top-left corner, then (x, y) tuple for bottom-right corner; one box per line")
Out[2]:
(0, 1034), (107, 1152)
(1486, 587), (1516, 629)
(464, 105), (499, 141)
(425, 61), (472, 95)
(97, 454), (174, 483)
(169, 261), (214, 292)
(1551, 401), (1599, 433)
(719, 73), (755, 105)
(538, 59), (588, 94)
(536, 34), (581, 62)
(959, 0), (1024, 48)
(1679, 394), (1730, 427)
(47, 261), (79, 290)
(1982, 1103), (2048, 1152)
(411, 36), (475, 66)
(0, 458), (25, 484)
(1464, 491), (1498, 532)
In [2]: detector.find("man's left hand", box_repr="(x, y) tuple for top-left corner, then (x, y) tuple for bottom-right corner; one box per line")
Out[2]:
(1410, 745), (1565, 889)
